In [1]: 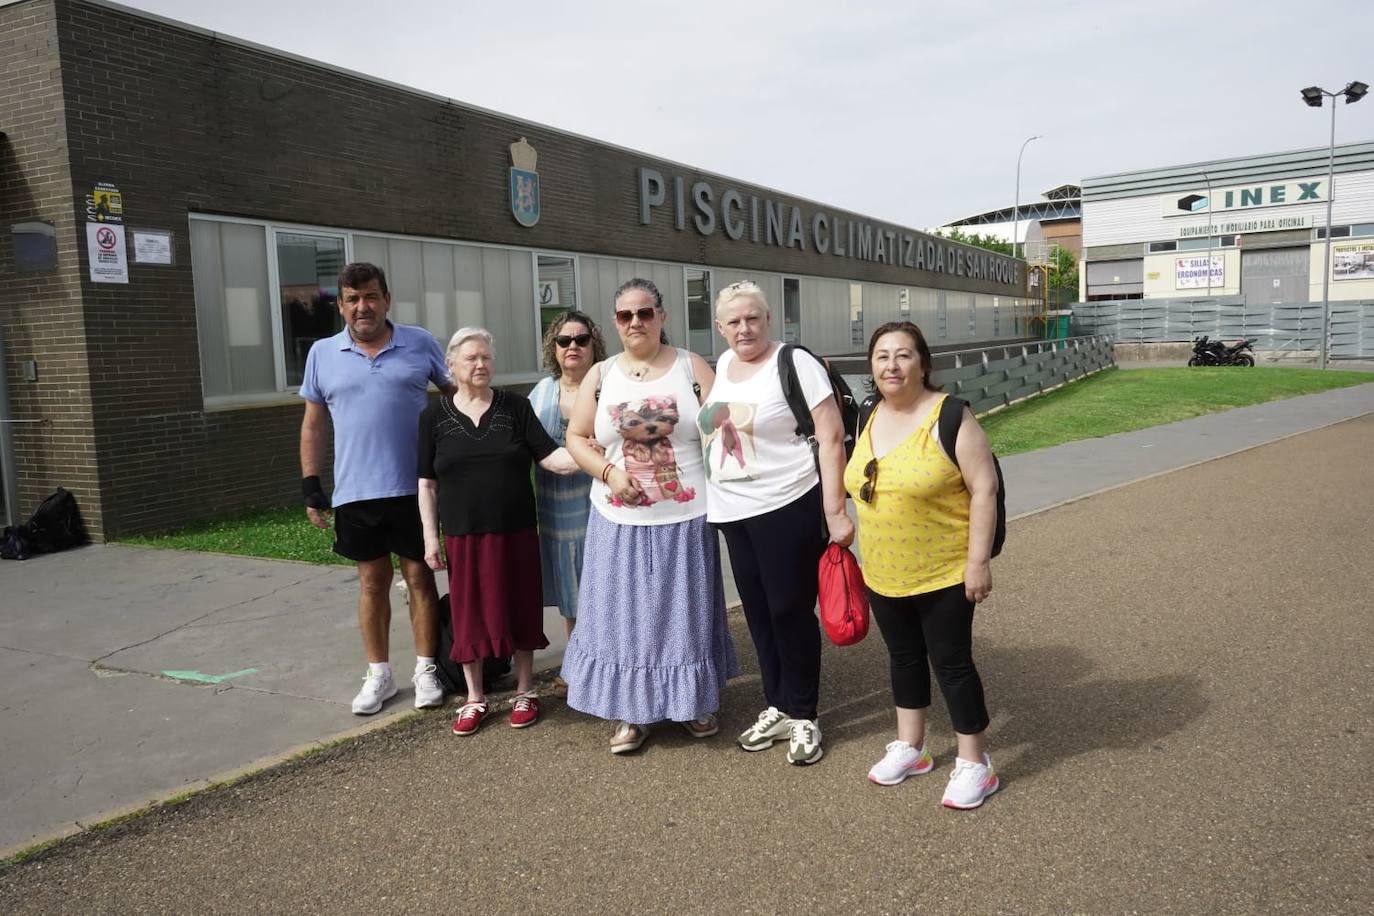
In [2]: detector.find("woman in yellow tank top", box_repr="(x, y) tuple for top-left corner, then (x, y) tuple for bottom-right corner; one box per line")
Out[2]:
(843, 321), (1003, 809)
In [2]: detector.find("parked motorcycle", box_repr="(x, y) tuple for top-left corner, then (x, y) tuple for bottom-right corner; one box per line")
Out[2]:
(1188, 336), (1255, 367)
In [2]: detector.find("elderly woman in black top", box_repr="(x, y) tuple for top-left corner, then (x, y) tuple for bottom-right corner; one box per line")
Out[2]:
(418, 327), (578, 737)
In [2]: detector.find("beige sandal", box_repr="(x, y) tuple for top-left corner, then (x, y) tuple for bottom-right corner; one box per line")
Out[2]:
(553, 675), (569, 698)
(610, 720), (648, 754)
(679, 714), (719, 738)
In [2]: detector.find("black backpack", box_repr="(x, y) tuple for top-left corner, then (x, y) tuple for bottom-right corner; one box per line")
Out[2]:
(433, 592), (512, 695)
(857, 395), (1006, 558)
(779, 344), (860, 462)
(2, 488), (86, 560)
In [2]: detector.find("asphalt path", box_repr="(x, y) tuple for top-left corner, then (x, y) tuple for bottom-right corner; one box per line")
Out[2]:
(2, 414), (1369, 914)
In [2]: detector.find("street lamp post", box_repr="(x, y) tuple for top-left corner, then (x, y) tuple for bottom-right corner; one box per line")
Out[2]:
(1196, 170), (1214, 298)
(1013, 134), (1042, 261)
(1301, 80), (1368, 369)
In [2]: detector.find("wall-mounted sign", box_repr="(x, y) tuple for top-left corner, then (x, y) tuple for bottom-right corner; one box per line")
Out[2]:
(636, 167), (1021, 289)
(538, 279), (560, 306)
(86, 181), (124, 223)
(509, 137), (540, 228)
(132, 229), (173, 264)
(1175, 255), (1224, 289)
(1163, 180), (1327, 217)
(1178, 214), (1311, 238)
(87, 222), (129, 283)
(1333, 241), (1374, 281)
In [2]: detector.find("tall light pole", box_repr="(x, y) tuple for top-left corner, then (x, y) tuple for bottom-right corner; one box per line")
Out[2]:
(1196, 170), (1214, 298)
(1013, 134), (1042, 260)
(1301, 80), (1368, 369)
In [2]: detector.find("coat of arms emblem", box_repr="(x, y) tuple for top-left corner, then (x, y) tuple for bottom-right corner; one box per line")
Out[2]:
(509, 137), (540, 227)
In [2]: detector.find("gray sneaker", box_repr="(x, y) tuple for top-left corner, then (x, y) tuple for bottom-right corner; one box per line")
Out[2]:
(787, 719), (824, 766)
(737, 706), (791, 751)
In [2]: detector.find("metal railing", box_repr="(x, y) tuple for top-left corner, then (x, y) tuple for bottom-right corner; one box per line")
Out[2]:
(1071, 298), (1374, 359)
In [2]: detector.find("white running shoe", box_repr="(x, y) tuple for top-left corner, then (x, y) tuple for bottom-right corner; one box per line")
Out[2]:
(787, 719), (824, 766)
(351, 668), (398, 715)
(412, 664), (444, 709)
(942, 753), (1000, 809)
(737, 706), (792, 751)
(867, 740), (935, 786)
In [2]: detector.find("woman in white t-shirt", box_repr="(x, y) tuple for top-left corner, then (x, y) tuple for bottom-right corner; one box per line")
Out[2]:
(699, 281), (853, 767)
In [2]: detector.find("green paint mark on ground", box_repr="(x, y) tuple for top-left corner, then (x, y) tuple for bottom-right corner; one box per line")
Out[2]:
(161, 667), (258, 685)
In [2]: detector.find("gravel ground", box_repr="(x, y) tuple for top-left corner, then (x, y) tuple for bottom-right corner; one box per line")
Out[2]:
(2, 415), (1371, 915)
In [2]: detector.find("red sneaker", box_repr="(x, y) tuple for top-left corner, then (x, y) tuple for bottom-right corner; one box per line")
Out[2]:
(451, 700), (488, 736)
(510, 691), (540, 728)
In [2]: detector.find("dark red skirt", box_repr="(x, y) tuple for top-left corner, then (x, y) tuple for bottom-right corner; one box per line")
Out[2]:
(445, 527), (549, 663)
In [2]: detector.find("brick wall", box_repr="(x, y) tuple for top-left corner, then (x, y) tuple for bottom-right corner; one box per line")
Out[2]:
(38, 0), (1022, 536)
(0, 0), (105, 536)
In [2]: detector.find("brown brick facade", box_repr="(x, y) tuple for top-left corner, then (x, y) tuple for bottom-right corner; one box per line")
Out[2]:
(0, 0), (1023, 538)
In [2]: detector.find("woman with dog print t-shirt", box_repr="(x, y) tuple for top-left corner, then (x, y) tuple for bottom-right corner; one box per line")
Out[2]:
(563, 278), (739, 755)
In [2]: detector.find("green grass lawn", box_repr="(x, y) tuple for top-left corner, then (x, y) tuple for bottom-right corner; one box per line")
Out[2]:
(120, 365), (1370, 562)
(981, 365), (1371, 456)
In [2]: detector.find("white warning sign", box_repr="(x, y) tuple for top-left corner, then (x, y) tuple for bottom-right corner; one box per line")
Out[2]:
(87, 222), (129, 284)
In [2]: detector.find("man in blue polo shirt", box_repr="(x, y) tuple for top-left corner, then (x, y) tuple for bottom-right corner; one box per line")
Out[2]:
(300, 262), (453, 714)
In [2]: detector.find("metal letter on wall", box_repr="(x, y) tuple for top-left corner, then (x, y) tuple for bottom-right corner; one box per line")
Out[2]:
(638, 167), (666, 225)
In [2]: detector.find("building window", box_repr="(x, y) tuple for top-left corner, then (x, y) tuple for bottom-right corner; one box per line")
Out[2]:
(276, 231), (345, 387)
(783, 277), (801, 344)
(898, 287), (910, 321)
(1353, 223), (1374, 238)
(849, 283), (864, 348)
(190, 219), (277, 399)
(686, 268), (714, 357)
(537, 254), (578, 331)
(1147, 241), (1178, 253)
(936, 292), (948, 339)
(1315, 226), (1352, 240)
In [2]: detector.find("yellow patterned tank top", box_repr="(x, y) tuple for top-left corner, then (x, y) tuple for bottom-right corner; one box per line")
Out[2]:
(843, 396), (970, 598)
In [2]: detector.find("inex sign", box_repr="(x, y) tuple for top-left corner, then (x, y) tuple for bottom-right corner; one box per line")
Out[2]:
(1162, 179), (1328, 216)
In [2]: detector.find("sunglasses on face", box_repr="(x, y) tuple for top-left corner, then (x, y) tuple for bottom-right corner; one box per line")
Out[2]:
(614, 306), (658, 326)
(555, 332), (592, 348)
(859, 458), (879, 504)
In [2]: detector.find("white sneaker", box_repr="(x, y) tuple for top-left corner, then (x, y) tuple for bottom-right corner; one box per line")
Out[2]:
(412, 664), (444, 709)
(737, 706), (791, 751)
(351, 668), (398, 715)
(787, 719), (824, 766)
(868, 740), (935, 786)
(942, 753), (1000, 809)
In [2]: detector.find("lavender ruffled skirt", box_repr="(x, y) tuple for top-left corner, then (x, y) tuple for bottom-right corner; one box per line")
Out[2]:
(562, 510), (738, 725)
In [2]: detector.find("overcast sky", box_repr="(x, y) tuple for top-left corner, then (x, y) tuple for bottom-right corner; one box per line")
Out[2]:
(118, 0), (1374, 228)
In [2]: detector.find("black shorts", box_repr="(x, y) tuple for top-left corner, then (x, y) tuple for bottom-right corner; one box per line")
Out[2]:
(333, 496), (426, 563)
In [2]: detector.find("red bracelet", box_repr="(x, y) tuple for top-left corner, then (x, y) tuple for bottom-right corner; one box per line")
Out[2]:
(600, 462), (614, 483)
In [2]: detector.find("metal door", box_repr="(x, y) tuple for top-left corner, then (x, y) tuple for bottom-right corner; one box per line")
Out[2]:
(1241, 248), (1309, 305)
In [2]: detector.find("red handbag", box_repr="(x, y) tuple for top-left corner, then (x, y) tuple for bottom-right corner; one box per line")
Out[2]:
(818, 543), (869, 646)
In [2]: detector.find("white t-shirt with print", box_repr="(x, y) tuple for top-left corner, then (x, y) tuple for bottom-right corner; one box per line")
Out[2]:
(699, 345), (833, 524)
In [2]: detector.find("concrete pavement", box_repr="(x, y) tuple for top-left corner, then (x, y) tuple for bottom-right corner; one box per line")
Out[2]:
(1, 409), (1370, 912)
(1, 380), (1372, 859)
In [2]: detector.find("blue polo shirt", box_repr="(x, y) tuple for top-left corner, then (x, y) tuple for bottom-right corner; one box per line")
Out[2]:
(300, 322), (449, 508)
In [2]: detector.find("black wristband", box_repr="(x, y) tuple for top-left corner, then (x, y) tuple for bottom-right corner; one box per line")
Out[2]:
(302, 475), (330, 510)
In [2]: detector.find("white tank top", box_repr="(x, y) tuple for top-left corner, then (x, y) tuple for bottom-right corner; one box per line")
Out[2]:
(590, 349), (707, 526)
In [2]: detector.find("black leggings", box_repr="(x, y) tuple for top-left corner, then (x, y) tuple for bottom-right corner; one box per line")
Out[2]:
(868, 583), (989, 735)
(717, 485), (827, 721)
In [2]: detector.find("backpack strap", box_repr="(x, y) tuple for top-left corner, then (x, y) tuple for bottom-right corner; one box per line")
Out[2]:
(779, 344), (817, 441)
(857, 395), (878, 439)
(937, 396), (968, 469)
(593, 355), (618, 402)
(676, 347), (703, 403)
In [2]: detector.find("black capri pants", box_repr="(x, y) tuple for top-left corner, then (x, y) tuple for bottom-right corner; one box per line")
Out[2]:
(868, 582), (990, 735)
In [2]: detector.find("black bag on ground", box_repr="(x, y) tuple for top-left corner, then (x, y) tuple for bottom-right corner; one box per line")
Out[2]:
(2, 487), (86, 560)
(857, 395), (1007, 558)
(779, 344), (861, 459)
(434, 592), (512, 695)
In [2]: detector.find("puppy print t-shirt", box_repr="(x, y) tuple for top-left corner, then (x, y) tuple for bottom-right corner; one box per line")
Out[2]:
(590, 349), (707, 526)
(698, 345), (832, 524)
